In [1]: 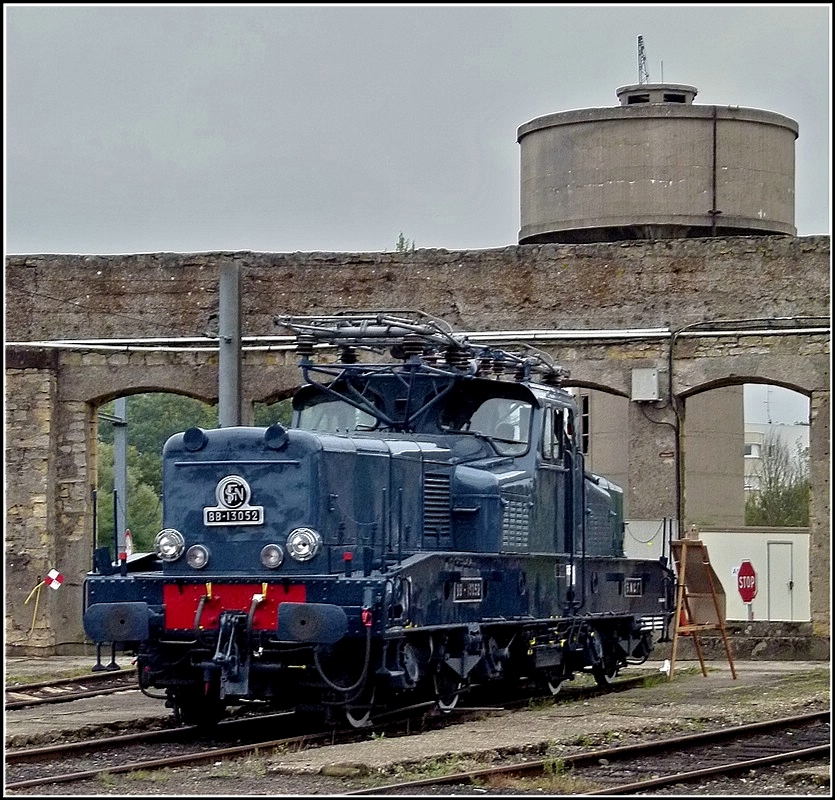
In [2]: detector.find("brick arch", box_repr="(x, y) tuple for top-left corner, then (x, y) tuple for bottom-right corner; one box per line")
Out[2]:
(563, 379), (629, 398)
(671, 337), (828, 401)
(90, 386), (218, 409)
(679, 376), (812, 402)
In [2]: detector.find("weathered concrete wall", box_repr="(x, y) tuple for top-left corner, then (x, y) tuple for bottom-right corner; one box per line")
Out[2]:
(5, 235), (830, 652)
(6, 237), (830, 340)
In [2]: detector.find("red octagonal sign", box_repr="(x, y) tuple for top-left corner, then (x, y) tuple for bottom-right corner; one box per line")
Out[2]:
(737, 560), (757, 603)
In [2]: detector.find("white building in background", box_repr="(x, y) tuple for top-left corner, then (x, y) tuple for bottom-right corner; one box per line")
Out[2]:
(744, 422), (810, 494)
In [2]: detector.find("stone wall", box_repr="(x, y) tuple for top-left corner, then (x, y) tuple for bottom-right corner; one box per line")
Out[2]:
(5, 235), (830, 652)
(7, 237), (830, 341)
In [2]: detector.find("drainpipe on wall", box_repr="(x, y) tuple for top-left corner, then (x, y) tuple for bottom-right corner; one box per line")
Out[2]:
(667, 328), (684, 540)
(709, 106), (721, 236)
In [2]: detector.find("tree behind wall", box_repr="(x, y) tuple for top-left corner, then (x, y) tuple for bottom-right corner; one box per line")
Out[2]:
(745, 428), (810, 526)
(96, 442), (162, 552)
(395, 232), (415, 252)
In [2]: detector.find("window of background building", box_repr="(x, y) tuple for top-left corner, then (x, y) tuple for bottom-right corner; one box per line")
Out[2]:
(580, 394), (590, 455)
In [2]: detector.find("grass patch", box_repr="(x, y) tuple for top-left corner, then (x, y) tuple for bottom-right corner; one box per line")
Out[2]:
(95, 771), (117, 788)
(382, 754), (473, 783)
(7, 667), (100, 685)
(639, 672), (673, 689)
(125, 769), (172, 783)
(205, 758), (268, 779)
(526, 696), (555, 711)
(569, 733), (595, 747)
(481, 759), (599, 795)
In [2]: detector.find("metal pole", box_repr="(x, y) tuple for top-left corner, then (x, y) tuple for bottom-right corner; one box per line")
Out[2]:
(218, 261), (242, 427)
(112, 489), (119, 565)
(91, 487), (98, 570)
(113, 397), (128, 554)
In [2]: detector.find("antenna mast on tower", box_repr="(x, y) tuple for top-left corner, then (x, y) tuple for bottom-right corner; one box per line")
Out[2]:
(638, 35), (650, 84)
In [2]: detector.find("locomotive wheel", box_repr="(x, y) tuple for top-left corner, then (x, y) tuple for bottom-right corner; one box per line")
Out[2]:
(433, 670), (463, 711)
(535, 669), (564, 696)
(592, 658), (619, 687)
(344, 684), (376, 728)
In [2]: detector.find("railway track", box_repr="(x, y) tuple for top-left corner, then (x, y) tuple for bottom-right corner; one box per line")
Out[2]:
(4, 704), (474, 791)
(5, 668), (139, 711)
(4, 675), (648, 791)
(343, 711), (831, 795)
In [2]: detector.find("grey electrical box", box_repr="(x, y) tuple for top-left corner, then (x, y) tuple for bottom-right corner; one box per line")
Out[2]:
(631, 368), (660, 401)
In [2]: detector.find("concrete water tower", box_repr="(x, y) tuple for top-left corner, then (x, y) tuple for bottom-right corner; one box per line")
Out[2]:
(517, 82), (799, 244)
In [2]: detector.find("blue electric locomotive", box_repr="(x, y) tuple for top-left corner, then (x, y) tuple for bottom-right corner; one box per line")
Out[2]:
(83, 312), (674, 726)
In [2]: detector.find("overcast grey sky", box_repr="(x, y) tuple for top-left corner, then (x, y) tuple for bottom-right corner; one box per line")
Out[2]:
(4, 3), (828, 424)
(4, 3), (831, 256)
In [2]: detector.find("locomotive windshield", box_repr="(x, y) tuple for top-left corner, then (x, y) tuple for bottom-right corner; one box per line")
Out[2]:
(296, 394), (377, 433)
(459, 397), (531, 456)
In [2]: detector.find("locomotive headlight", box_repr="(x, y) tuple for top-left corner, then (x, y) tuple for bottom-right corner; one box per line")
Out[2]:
(186, 544), (210, 569)
(154, 528), (185, 562)
(260, 543), (285, 569)
(286, 527), (322, 562)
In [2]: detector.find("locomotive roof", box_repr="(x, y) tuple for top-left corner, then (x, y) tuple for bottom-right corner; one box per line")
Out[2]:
(274, 310), (570, 385)
(276, 311), (572, 432)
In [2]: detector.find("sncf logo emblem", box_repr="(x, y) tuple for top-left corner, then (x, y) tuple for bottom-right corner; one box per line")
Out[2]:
(203, 475), (264, 526)
(218, 476), (250, 509)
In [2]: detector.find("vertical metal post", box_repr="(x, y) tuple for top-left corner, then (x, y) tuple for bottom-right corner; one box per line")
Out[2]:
(91, 487), (98, 569)
(112, 490), (119, 565)
(113, 397), (128, 555)
(218, 261), (242, 427)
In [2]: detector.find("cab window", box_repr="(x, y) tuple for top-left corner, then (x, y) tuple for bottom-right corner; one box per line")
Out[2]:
(542, 406), (576, 462)
(468, 397), (532, 456)
(296, 397), (376, 432)
(541, 407), (564, 461)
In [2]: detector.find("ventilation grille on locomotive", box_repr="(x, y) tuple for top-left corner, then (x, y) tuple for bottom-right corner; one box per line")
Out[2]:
(502, 495), (531, 551)
(423, 473), (452, 546)
(585, 491), (623, 556)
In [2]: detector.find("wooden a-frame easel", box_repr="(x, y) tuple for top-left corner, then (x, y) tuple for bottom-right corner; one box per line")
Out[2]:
(668, 537), (737, 680)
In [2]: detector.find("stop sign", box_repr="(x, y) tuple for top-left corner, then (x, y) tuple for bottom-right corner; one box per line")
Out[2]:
(737, 560), (757, 603)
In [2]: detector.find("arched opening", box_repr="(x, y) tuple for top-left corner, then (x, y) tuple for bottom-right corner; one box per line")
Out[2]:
(94, 391), (297, 558)
(567, 386), (629, 491)
(682, 382), (810, 530)
(566, 385), (675, 560)
(95, 392), (216, 555)
(682, 381), (811, 623)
